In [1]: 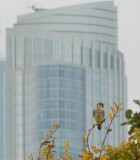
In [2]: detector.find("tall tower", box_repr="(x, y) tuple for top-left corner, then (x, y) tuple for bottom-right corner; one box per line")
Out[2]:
(5, 1), (127, 160)
(0, 12), (2, 57)
(0, 61), (5, 160)
(0, 12), (5, 160)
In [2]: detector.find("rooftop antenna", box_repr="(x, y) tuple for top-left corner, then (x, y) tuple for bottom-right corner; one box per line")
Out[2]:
(31, 3), (39, 11)
(26, 1), (46, 12)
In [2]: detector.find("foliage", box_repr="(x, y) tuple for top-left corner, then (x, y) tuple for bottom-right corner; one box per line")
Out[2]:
(121, 99), (140, 135)
(103, 128), (140, 160)
(28, 101), (140, 160)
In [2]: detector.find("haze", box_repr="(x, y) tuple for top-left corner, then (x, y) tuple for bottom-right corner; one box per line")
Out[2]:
(0, 0), (140, 111)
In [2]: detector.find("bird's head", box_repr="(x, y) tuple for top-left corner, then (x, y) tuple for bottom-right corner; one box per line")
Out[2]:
(97, 102), (104, 108)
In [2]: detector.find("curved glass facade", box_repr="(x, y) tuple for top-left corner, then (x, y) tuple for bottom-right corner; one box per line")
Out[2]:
(32, 65), (86, 157)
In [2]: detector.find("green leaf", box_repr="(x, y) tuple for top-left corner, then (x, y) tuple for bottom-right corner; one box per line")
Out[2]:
(125, 109), (132, 119)
(121, 122), (128, 126)
(133, 99), (140, 106)
(127, 119), (135, 125)
(128, 126), (135, 135)
(124, 154), (134, 160)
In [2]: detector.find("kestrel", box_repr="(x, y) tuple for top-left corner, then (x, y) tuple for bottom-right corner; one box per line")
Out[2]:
(93, 103), (105, 130)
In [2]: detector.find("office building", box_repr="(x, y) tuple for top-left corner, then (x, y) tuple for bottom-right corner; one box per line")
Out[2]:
(0, 60), (5, 160)
(0, 13), (5, 160)
(4, 1), (127, 160)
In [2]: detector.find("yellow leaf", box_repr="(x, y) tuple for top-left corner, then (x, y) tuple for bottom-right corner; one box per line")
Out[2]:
(109, 113), (113, 119)
(36, 155), (41, 160)
(53, 137), (57, 141)
(91, 146), (101, 153)
(48, 144), (55, 150)
(134, 128), (140, 133)
(44, 148), (50, 154)
(110, 107), (115, 113)
(67, 156), (73, 160)
(116, 103), (122, 108)
(46, 134), (50, 139)
(28, 154), (33, 160)
(65, 140), (70, 150)
(107, 145), (113, 150)
(40, 140), (50, 149)
(83, 134), (88, 142)
(128, 135), (133, 142)
(118, 107), (124, 112)
(64, 150), (69, 156)
(48, 153), (53, 159)
(49, 129), (54, 134)
(53, 124), (61, 130)
(100, 154), (109, 160)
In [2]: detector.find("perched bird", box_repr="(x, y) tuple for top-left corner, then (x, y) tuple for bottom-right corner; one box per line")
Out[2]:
(93, 103), (105, 130)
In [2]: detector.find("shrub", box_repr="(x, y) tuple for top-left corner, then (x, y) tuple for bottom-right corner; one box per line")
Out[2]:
(28, 101), (140, 160)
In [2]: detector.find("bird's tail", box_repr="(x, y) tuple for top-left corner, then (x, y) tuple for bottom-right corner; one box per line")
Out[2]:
(97, 124), (101, 130)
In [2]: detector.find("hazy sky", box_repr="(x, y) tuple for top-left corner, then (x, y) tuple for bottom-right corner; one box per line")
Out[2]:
(0, 0), (140, 111)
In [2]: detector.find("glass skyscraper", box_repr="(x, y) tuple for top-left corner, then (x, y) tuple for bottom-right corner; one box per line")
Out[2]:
(0, 60), (5, 160)
(4, 1), (127, 160)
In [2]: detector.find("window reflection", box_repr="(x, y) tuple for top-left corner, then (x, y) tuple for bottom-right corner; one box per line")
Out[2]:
(104, 53), (108, 68)
(32, 65), (86, 156)
(110, 55), (114, 70)
(85, 47), (92, 67)
(95, 50), (100, 68)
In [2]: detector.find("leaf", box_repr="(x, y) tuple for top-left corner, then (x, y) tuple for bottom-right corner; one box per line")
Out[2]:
(53, 124), (61, 130)
(121, 122), (128, 126)
(128, 136), (133, 141)
(40, 140), (50, 149)
(107, 145), (112, 150)
(125, 109), (132, 119)
(109, 113), (113, 119)
(133, 99), (140, 106)
(110, 107), (115, 113)
(65, 140), (70, 150)
(83, 134), (88, 142)
(118, 108), (124, 112)
(28, 154), (33, 160)
(91, 146), (101, 153)
(48, 152), (53, 159)
(49, 129), (54, 134)
(128, 126), (134, 135)
(100, 155), (109, 160)
(36, 155), (41, 160)
(116, 103), (122, 108)
(64, 150), (69, 156)
(107, 128), (112, 134)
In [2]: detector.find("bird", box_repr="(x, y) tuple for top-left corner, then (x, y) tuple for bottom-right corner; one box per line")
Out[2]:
(93, 103), (105, 130)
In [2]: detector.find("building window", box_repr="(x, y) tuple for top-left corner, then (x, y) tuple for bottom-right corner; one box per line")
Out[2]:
(24, 37), (32, 66)
(44, 39), (52, 61)
(95, 50), (100, 68)
(104, 53), (108, 68)
(85, 47), (92, 67)
(54, 41), (62, 61)
(116, 57), (119, 71)
(73, 44), (82, 65)
(63, 42), (72, 62)
(34, 38), (42, 63)
(110, 55), (114, 70)
(81, 46), (83, 65)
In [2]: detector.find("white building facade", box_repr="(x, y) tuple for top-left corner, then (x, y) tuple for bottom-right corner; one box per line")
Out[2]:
(4, 1), (127, 160)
